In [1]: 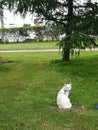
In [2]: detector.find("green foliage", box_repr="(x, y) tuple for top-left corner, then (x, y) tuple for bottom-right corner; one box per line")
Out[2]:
(82, 2), (98, 35)
(59, 33), (96, 49)
(59, 32), (97, 57)
(0, 26), (43, 33)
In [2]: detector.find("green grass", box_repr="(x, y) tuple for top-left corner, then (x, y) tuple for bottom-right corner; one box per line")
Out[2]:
(0, 41), (58, 50)
(0, 51), (98, 130)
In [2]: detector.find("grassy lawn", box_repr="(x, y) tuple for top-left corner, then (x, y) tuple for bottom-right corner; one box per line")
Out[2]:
(0, 50), (98, 130)
(0, 40), (97, 51)
(0, 41), (58, 50)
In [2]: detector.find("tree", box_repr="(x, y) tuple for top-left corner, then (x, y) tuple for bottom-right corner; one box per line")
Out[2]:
(0, 0), (98, 61)
(0, 1), (4, 42)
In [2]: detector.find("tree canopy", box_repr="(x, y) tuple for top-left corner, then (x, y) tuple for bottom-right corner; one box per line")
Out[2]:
(0, 0), (98, 61)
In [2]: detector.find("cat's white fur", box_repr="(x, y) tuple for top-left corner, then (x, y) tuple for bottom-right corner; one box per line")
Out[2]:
(57, 84), (72, 109)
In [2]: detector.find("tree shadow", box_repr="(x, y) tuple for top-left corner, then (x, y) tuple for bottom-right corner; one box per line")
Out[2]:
(48, 55), (98, 79)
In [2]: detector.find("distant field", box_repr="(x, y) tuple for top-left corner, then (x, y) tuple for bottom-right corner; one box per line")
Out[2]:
(0, 51), (98, 130)
(0, 41), (58, 50)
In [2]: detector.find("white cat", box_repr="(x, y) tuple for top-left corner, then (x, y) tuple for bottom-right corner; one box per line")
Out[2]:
(57, 84), (72, 109)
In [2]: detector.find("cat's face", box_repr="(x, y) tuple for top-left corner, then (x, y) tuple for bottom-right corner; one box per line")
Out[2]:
(63, 84), (72, 91)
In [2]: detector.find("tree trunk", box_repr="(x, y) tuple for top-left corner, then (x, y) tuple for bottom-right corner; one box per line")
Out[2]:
(0, 9), (4, 42)
(62, 0), (73, 61)
(62, 48), (70, 61)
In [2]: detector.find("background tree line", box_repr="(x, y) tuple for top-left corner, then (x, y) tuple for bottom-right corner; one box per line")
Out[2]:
(0, 25), (65, 42)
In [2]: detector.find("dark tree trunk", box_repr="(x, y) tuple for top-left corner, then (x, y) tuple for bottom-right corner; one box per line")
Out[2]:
(62, 48), (70, 61)
(62, 0), (73, 61)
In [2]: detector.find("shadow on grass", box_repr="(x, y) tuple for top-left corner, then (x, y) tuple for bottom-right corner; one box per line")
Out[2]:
(0, 59), (13, 72)
(48, 54), (98, 80)
(0, 60), (13, 65)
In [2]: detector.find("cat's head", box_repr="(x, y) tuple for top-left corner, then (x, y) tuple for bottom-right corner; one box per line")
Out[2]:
(63, 83), (72, 91)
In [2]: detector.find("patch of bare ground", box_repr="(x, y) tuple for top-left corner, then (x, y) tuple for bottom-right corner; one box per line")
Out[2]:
(49, 104), (86, 113)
